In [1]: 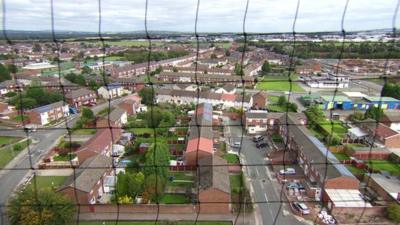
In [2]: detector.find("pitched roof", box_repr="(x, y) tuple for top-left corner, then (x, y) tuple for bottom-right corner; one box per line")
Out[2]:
(198, 155), (231, 194)
(220, 84), (236, 92)
(59, 154), (112, 193)
(186, 138), (213, 154)
(106, 107), (126, 122)
(281, 113), (355, 181)
(76, 128), (122, 154)
(65, 88), (95, 99)
(31, 101), (65, 113)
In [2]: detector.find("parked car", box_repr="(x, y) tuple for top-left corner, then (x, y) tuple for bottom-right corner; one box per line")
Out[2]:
(292, 202), (310, 215)
(232, 141), (241, 148)
(279, 168), (295, 175)
(286, 182), (305, 191)
(252, 135), (264, 142)
(256, 141), (268, 148)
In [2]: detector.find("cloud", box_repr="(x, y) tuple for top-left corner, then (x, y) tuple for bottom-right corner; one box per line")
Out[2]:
(0, 0), (398, 32)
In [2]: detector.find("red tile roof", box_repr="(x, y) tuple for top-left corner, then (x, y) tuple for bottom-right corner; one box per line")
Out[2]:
(221, 93), (236, 101)
(186, 138), (213, 154)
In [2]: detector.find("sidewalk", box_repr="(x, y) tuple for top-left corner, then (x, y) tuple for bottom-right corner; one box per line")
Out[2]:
(78, 212), (256, 225)
(0, 138), (32, 177)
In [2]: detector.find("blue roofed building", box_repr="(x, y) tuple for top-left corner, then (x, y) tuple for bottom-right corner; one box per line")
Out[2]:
(363, 96), (400, 110)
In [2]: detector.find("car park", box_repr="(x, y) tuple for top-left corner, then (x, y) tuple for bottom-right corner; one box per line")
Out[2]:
(252, 135), (264, 142)
(292, 202), (310, 215)
(279, 168), (296, 175)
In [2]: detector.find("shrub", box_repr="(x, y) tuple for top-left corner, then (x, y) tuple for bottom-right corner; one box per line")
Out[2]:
(387, 203), (400, 223)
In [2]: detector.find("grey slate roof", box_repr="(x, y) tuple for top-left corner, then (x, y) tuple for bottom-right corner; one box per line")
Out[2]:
(65, 88), (95, 99)
(198, 155), (231, 194)
(281, 113), (355, 180)
(31, 101), (65, 113)
(107, 107), (126, 122)
(59, 154), (112, 193)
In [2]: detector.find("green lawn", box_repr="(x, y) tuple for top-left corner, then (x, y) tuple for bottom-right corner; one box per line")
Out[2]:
(267, 95), (280, 103)
(267, 104), (288, 112)
(319, 120), (348, 138)
(256, 75), (305, 92)
(367, 160), (400, 175)
(128, 128), (155, 135)
(166, 171), (194, 187)
(25, 176), (68, 191)
(79, 221), (231, 225)
(0, 140), (30, 168)
(53, 153), (77, 161)
(334, 153), (350, 160)
(223, 153), (240, 164)
(0, 136), (19, 147)
(346, 165), (365, 175)
(230, 174), (244, 194)
(71, 128), (97, 135)
(159, 194), (190, 204)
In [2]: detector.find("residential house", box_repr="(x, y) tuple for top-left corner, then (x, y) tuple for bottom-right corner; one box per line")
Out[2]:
(244, 111), (283, 134)
(172, 83), (199, 92)
(278, 113), (361, 207)
(57, 154), (113, 204)
(157, 72), (255, 87)
(197, 155), (231, 213)
(0, 102), (9, 114)
(75, 128), (122, 164)
(117, 100), (138, 116)
(365, 173), (400, 203)
(96, 108), (128, 128)
(65, 88), (97, 110)
(155, 89), (253, 109)
(0, 80), (21, 95)
(27, 101), (69, 125)
(361, 121), (400, 148)
(251, 91), (267, 109)
(380, 112), (400, 132)
(97, 83), (124, 99)
(215, 84), (236, 94)
(184, 103), (214, 166)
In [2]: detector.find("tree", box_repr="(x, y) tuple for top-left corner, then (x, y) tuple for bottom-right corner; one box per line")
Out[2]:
(6, 64), (17, 73)
(13, 143), (23, 152)
(172, 66), (178, 72)
(210, 53), (217, 59)
(80, 107), (95, 125)
(81, 66), (93, 75)
(364, 106), (384, 121)
(8, 189), (75, 225)
(234, 63), (244, 76)
(386, 203), (400, 223)
(0, 63), (11, 82)
(225, 50), (231, 56)
(144, 174), (166, 202)
(32, 43), (42, 53)
(382, 82), (400, 99)
(139, 88), (154, 105)
(277, 95), (287, 105)
(349, 111), (364, 121)
(261, 61), (271, 75)
(305, 105), (325, 129)
(143, 142), (170, 179)
(116, 172), (129, 197)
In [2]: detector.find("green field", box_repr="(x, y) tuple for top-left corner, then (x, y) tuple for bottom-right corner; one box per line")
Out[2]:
(79, 221), (231, 225)
(0, 136), (19, 147)
(0, 140), (30, 168)
(104, 40), (163, 47)
(25, 176), (68, 191)
(256, 75), (305, 92)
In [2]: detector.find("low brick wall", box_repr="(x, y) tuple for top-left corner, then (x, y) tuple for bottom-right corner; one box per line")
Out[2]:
(80, 204), (198, 214)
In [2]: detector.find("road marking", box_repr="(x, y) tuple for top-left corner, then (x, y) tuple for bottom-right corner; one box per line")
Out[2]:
(256, 167), (260, 177)
(264, 193), (269, 201)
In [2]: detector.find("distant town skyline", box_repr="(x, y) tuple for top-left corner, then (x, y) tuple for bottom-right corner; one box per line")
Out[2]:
(1, 0), (399, 33)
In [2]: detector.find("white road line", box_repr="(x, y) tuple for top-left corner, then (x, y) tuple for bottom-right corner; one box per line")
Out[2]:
(256, 167), (260, 177)
(264, 193), (269, 201)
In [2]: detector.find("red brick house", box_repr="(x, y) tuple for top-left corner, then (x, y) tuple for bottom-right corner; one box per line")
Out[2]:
(96, 108), (128, 128)
(57, 154), (113, 204)
(0, 102), (9, 113)
(251, 91), (267, 109)
(278, 113), (360, 202)
(197, 155), (231, 214)
(184, 103), (214, 166)
(76, 128), (122, 164)
(361, 120), (400, 148)
(65, 88), (97, 110)
(243, 111), (283, 134)
(118, 99), (139, 116)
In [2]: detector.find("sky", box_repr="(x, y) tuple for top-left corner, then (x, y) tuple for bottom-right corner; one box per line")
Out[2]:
(0, 0), (399, 33)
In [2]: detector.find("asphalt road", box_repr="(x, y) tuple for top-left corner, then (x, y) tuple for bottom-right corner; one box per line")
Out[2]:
(0, 97), (127, 225)
(224, 117), (306, 225)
